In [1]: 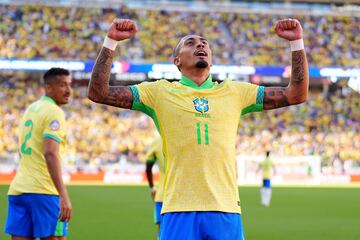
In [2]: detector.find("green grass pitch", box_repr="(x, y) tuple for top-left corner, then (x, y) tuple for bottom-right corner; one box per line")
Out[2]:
(1, 185), (359, 239)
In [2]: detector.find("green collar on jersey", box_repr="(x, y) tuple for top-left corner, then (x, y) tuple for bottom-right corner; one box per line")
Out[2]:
(41, 96), (56, 105)
(179, 75), (215, 90)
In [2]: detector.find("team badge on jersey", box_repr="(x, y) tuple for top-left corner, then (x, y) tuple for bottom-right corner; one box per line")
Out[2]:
(193, 97), (209, 113)
(50, 120), (60, 131)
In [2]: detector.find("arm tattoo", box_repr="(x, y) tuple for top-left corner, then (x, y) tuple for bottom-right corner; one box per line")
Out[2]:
(291, 50), (306, 85)
(264, 87), (290, 110)
(88, 47), (133, 109)
(264, 49), (308, 110)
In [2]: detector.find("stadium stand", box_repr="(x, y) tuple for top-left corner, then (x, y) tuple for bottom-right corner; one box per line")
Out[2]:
(0, 1), (359, 178)
(0, 78), (358, 173)
(0, 4), (359, 66)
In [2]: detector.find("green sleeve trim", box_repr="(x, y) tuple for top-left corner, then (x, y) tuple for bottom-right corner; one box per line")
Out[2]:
(130, 86), (140, 103)
(129, 86), (161, 133)
(241, 85), (264, 116)
(241, 104), (263, 116)
(43, 133), (61, 143)
(256, 86), (264, 104)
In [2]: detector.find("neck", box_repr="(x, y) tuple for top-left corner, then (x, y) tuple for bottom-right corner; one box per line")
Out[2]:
(181, 68), (210, 86)
(44, 94), (60, 106)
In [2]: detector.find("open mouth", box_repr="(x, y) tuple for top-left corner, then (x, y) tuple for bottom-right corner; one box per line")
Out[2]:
(194, 50), (208, 57)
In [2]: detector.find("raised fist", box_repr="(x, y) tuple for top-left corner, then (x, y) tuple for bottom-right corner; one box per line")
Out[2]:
(274, 19), (303, 41)
(107, 19), (138, 41)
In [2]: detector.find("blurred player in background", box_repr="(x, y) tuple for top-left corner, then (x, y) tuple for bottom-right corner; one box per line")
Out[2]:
(5, 68), (73, 240)
(144, 136), (165, 236)
(257, 151), (276, 207)
(87, 18), (308, 240)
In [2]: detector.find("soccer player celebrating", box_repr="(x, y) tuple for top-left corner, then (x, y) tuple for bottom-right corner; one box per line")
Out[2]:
(144, 136), (165, 234)
(5, 68), (73, 240)
(257, 151), (276, 207)
(88, 18), (308, 240)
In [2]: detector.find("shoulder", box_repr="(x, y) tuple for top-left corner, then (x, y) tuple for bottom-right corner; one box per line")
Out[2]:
(137, 79), (170, 87)
(226, 80), (255, 88)
(25, 100), (64, 118)
(42, 103), (65, 119)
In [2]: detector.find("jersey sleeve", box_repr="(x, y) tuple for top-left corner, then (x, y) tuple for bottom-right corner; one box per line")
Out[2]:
(43, 108), (66, 143)
(129, 81), (162, 117)
(232, 82), (264, 116)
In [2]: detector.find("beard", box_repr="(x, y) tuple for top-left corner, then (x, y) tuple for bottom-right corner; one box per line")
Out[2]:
(195, 60), (209, 68)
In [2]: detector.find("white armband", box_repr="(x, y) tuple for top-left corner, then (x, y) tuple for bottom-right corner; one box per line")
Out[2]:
(290, 39), (304, 52)
(103, 36), (118, 51)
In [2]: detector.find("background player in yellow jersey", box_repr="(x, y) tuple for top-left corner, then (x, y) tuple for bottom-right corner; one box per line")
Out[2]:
(144, 136), (165, 234)
(5, 68), (72, 240)
(87, 18), (309, 240)
(257, 151), (276, 207)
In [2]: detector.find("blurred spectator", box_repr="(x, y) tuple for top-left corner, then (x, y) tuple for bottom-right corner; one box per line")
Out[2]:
(0, 4), (359, 67)
(0, 78), (359, 172)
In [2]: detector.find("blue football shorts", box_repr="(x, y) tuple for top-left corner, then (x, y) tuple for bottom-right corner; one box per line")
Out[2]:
(5, 193), (68, 238)
(160, 211), (245, 240)
(263, 179), (271, 188)
(154, 202), (163, 224)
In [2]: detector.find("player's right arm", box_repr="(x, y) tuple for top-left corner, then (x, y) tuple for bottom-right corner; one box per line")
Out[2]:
(44, 138), (72, 222)
(87, 19), (138, 108)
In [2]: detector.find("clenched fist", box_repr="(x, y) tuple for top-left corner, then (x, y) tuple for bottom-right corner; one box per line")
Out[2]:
(274, 19), (303, 41)
(107, 19), (138, 41)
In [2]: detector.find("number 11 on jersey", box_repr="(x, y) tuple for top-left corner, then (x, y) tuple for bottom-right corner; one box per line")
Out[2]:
(196, 122), (209, 145)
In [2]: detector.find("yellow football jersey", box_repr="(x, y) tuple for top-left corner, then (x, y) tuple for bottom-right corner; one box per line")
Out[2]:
(8, 96), (67, 195)
(145, 136), (165, 202)
(131, 75), (264, 214)
(260, 157), (274, 179)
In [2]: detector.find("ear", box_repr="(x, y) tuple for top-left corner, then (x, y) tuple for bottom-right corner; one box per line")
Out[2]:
(44, 83), (52, 95)
(173, 56), (181, 68)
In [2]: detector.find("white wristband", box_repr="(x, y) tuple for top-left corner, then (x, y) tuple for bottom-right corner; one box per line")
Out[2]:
(290, 39), (304, 52)
(103, 36), (118, 51)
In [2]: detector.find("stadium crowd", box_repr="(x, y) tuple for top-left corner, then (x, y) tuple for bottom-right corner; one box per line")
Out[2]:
(0, 3), (359, 173)
(0, 78), (359, 172)
(0, 4), (359, 67)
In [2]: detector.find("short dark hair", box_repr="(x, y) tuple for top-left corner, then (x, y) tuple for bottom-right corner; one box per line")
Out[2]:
(173, 38), (183, 58)
(43, 68), (70, 84)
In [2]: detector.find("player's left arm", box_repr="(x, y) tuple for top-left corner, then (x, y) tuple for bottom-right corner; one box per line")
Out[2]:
(263, 19), (309, 110)
(145, 159), (157, 201)
(44, 138), (72, 222)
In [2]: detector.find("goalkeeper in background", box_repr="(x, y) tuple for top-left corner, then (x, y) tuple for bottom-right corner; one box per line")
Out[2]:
(257, 151), (276, 207)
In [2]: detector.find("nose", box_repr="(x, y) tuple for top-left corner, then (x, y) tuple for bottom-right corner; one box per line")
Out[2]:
(66, 85), (72, 93)
(196, 41), (205, 49)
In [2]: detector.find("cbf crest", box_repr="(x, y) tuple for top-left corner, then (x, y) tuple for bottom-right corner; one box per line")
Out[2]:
(193, 97), (209, 113)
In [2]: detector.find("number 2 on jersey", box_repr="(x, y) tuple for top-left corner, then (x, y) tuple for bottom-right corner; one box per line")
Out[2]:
(21, 120), (33, 155)
(196, 122), (209, 145)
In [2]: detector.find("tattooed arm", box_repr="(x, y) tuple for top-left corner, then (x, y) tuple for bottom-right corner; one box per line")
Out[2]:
(87, 19), (138, 109)
(88, 47), (133, 108)
(263, 19), (309, 110)
(263, 50), (308, 109)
